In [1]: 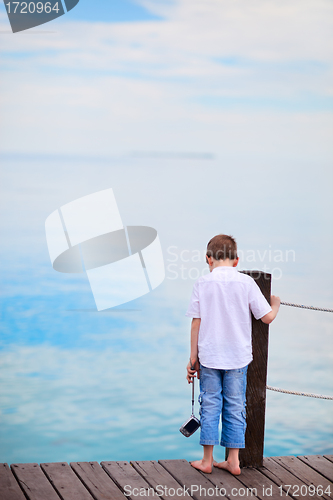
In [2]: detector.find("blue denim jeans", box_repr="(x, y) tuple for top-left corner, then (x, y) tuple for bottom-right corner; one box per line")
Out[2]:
(198, 363), (248, 448)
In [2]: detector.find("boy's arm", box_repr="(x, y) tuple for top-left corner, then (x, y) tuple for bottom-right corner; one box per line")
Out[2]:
(186, 318), (201, 383)
(261, 295), (281, 324)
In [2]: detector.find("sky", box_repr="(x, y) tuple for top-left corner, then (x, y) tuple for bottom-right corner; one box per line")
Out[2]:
(0, 0), (332, 160)
(0, 0), (332, 464)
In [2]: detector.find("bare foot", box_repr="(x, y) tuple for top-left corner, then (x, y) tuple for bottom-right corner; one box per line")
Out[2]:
(190, 459), (213, 474)
(213, 460), (241, 475)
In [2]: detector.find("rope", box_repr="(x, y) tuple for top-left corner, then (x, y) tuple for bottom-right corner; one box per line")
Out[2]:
(280, 301), (333, 313)
(266, 385), (333, 400)
(266, 301), (333, 400)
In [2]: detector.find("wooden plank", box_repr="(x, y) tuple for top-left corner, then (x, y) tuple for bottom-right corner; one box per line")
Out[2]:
(159, 459), (228, 500)
(10, 463), (61, 500)
(198, 465), (260, 500)
(101, 461), (156, 500)
(40, 462), (94, 500)
(260, 457), (324, 499)
(297, 456), (333, 482)
(70, 462), (127, 500)
(2, 456), (332, 500)
(236, 466), (291, 500)
(0, 463), (26, 500)
(236, 271), (271, 468)
(272, 456), (332, 500)
(131, 460), (194, 500)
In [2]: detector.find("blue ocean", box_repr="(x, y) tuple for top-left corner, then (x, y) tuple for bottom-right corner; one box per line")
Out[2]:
(0, 156), (332, 465)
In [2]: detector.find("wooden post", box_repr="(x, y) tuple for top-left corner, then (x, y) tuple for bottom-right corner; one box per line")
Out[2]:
(226, 270), (271, 468)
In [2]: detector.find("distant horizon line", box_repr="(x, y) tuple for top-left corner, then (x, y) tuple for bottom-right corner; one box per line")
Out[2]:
(0, 151), (216, 162)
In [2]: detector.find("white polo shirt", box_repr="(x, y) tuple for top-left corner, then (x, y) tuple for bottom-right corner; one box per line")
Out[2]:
(185, 267), (272, 369)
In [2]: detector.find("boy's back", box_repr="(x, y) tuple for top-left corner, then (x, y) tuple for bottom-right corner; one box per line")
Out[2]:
(185, 234), (280, 475)
(186, 266), (272, 369)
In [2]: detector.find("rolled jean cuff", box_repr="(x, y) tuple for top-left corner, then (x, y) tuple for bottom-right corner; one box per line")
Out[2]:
(199, 439), (220, 446)
(220, 441), (245, 448)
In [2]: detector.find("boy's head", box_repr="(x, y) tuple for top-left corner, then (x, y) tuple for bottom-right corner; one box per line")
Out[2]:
(206, 234), (238, 268)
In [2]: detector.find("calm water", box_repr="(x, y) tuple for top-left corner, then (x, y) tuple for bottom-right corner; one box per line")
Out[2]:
(0, 157), (332, 464)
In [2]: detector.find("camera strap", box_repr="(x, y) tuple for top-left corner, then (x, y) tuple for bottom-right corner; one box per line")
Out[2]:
(190, 358), (196, 416)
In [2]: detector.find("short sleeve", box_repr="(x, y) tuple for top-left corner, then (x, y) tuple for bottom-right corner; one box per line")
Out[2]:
(249, 279), (272, 320)
(185, 282), (201, 318)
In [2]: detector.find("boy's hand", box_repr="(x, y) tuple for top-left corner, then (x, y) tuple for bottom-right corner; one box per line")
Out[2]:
(186, 358), (200, 383)
(271, 295), (281, 308)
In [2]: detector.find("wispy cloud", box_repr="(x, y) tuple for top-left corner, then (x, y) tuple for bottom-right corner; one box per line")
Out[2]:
(0, 0), (332, 158)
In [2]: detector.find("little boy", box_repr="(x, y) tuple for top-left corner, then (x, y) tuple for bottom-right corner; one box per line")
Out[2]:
(185, 234), (280, 475)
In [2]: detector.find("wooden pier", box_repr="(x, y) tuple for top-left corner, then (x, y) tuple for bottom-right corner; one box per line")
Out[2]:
(1, 455), (332, 500)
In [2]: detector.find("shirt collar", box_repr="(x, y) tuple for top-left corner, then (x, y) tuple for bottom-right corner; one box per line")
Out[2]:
(212, 266), (237, 272)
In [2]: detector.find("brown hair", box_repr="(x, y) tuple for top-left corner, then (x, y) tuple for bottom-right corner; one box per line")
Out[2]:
(206, 234), (238, 261)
